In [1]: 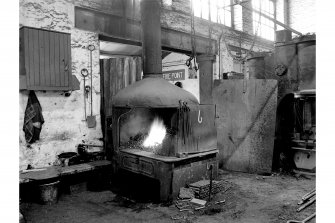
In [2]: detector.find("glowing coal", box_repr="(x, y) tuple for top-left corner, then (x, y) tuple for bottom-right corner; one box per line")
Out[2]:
(143, 118), (166, 148)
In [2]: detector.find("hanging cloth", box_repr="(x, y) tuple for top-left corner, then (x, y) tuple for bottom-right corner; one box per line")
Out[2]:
(23, 91), (44, 143)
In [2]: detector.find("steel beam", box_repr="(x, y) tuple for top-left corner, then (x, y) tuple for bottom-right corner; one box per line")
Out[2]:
(75, 6), (217, 55)
(240, 4), (302, 36)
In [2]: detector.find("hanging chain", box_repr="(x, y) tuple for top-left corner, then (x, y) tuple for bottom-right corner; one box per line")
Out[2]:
(187, 0), (198, 71)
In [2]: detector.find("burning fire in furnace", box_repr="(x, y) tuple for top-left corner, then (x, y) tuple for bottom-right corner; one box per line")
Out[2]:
(143, 117), (166, 148)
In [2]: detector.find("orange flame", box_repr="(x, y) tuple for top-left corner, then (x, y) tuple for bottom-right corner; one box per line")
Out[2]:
(143, 118), (166, 148)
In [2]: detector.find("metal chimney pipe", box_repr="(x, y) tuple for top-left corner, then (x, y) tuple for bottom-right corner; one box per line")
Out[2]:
(140, 0), (162, 78)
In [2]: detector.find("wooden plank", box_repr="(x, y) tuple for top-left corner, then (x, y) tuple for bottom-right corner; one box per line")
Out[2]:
(124, 57), (130, 87)
(103, 59), (111, 115)
(19, 29), (25, 77)
(20, 166), (60, 181)
(44, 31), (50, 86)
(129, 57), (136, 84)
(32, 29), (40, 86)
(135, 57), (142, 81)
(100, 59), (105, 138)
(59, 33), (65, 87)
(49, 31), (56, 86)
(67, 35), (72, 88)
(64, 34), (69, 87)
(28, 28), (35, 87)
(54, 32), (60, 86)
(27, 86), (74, 91)
(110, 59), (117, 115)
(110, 58), (116, 96)
(39, 30), (45, 86)
(117, 58), (124, 90)
(60, 160), (112, 176)
(23, 28), (29, 76)
(20, 160), (112, 182)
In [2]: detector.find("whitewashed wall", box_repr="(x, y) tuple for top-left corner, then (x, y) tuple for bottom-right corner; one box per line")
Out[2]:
(162, 53), (200, 102)
(19, 0), (102, 170)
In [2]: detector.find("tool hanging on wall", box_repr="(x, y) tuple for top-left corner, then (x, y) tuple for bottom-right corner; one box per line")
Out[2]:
(86, 44), (96, 128)
(80, 68), (89, 120)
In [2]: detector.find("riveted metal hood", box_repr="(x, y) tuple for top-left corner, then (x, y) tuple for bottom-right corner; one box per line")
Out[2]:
(113, 77), (199, 107)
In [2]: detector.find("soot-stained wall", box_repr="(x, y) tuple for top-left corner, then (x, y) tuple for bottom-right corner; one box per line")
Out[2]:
(19, 0), (276, 170)
(19, 0), (103, 170)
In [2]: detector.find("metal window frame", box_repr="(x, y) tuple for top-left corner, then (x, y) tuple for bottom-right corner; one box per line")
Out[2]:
(252, 0), (276, 40)
(193, 0), (234, 28)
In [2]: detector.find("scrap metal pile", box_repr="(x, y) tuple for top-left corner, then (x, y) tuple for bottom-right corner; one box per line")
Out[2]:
(286, 188), (316, 223)
(189, 180), (227, 199)
(296, 188), (315, 212)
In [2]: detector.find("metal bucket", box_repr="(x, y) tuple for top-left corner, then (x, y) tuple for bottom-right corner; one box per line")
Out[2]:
(297, 40), (316, 90)
(38, 180), (60, 204)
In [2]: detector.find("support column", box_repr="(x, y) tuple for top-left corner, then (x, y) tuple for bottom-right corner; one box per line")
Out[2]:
(197, 55), (216, 104)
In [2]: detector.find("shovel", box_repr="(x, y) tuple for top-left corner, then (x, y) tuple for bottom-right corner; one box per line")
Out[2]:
(87, 45), (96, 128)
(286, 212), (315, 223)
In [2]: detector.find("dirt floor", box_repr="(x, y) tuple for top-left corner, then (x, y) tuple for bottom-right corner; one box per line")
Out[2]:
(20, 170), (316, 223)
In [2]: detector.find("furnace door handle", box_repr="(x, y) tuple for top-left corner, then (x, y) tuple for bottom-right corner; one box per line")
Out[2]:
(198, 110), (202, 123)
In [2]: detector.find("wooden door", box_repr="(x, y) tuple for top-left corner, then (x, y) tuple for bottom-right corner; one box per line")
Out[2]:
(100, 57), (142, 155)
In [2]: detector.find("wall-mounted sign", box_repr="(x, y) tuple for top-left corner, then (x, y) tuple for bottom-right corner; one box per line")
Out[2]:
(162, 69), (185, 81)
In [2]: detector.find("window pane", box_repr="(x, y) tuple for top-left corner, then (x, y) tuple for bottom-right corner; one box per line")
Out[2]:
(225, 11), (231, 27)
(210, 0), (218, 22)
(252, 0), (275, 40)
(269, 1), (274, 16)
(234, 5), (243, 31)
(218, 8), (224, 24)
(193, 0), (202, 17)
(202, 0), (209, 20)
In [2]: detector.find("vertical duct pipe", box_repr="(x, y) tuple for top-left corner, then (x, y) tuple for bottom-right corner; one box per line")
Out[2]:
(140, 0), (162, 78)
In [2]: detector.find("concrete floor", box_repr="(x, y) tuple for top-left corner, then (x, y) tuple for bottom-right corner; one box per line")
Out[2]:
(20, 170), (316, 223)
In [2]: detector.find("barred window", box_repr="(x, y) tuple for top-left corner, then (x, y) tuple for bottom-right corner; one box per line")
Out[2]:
(252, 0), (275, 40)
(193, 0), (232, 27)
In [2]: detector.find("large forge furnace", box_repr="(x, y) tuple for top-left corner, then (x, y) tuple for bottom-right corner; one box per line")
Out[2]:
(108, 0), (218, 201)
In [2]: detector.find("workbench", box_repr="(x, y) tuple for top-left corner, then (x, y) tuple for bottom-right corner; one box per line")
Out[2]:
(20, 160), (112, 184)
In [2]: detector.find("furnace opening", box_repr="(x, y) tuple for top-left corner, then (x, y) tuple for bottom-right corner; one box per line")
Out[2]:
(118, 107), (178, 156)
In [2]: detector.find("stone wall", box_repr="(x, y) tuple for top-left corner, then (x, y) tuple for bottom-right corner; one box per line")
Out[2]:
(19, 0), (103, 170)
(19, 0), (275, 170)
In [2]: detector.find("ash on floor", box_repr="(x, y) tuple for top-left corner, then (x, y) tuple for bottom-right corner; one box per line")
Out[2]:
(20, 170), (315, 223)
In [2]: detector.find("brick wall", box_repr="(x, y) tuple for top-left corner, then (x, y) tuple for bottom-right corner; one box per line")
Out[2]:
(288, 0), (315, 34)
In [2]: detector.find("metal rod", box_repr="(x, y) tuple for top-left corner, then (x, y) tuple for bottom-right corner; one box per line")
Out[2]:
(302, 191), (316, 202)
(298, 191), (315, 205)
(208, 164), (213, 201)
(302, 189), (316, 200)
(83, 77), (86, 120)
(90, 50), (93, 116)
(296, 197), (315, 212)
